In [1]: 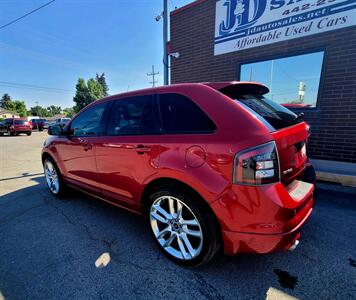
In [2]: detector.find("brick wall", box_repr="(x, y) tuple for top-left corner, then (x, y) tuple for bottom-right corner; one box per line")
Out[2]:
(170, 0), (356, 163)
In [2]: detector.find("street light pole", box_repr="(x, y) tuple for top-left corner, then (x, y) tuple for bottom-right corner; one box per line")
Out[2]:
(163, 0), (169, 85)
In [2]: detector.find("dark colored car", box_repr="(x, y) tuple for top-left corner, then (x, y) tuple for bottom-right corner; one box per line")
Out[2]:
(42, 82), (315, 266)
(0, 118), (32, 136)
(30, 118), (48, 131)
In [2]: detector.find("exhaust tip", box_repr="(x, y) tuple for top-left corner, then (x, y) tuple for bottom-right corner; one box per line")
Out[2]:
(288, 239), (300, 251)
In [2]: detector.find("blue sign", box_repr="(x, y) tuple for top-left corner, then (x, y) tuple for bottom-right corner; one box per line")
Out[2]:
(215, 0), (356, 55)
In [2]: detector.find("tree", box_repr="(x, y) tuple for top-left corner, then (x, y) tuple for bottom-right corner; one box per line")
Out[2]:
(63, 107), (75, 118)
(96, 73), (109, 96)
(73, 77), (105, 112)
(30, 105), (49, 117)
(1, 93), (12, 109)
(47, 105), (61, 116)
(73, 78), (90, 112)
(87, 78), (105, 101)
(7, 100), (27, 117)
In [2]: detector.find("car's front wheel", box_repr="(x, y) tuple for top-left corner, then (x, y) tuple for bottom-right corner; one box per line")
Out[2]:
(147, 186), (221, 266)
(43, 157), (67, 197)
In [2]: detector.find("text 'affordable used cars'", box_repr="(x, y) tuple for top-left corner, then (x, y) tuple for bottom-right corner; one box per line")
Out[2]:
(42, 82), (315, 266)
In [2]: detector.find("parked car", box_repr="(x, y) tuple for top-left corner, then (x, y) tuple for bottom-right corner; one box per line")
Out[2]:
(55, 118), (71, 127)
(0, 118), (32, 136)
(30, 118), (48, 131)
(282, 103), (312, 109)
(42, 82), (315, 266)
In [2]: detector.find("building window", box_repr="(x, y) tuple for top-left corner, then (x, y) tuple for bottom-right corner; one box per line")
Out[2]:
(240, 51), (324, 108)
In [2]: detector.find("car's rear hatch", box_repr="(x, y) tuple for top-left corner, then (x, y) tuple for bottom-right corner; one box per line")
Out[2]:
(14, 120), (30, 131)
(208, 82), (309, 185)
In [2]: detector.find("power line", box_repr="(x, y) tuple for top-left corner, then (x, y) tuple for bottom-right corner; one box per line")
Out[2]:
(170, 0), (177, 9)
(0, 81), (73, 93)
(0, 0), (56, 30)
(0, 81), (74, 96)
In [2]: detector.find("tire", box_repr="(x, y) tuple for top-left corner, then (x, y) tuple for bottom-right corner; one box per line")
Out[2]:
(0, 132), (3, 136)
(145, 185), (221, 266)
(43, 157), (67, 197)
(9, 131), (15, 136)
(39, 128), (43, 131)
(27, 131), (32, 136)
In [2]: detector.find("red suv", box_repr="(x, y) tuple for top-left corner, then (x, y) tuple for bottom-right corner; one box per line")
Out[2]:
(0, 118), (32, 136)
(42, 82), (315, 266)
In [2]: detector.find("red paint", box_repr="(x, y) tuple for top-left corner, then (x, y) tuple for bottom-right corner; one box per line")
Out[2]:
(0, 118), (32, 135)
(42, 82), (314, 255)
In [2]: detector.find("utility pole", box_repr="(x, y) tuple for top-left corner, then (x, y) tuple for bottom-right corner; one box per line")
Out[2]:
(163, 0), (168, 85)
(298, 81), (306, 103)
(35, 101), (40, 116)
(147, 65), (159, 87)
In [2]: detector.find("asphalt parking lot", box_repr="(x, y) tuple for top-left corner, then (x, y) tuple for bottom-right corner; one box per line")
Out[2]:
(0, 131), (355, 300)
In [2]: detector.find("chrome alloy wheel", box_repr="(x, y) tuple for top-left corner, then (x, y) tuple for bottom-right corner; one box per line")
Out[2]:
(150, 196), (203, 260)
(44, 160), (59, 194)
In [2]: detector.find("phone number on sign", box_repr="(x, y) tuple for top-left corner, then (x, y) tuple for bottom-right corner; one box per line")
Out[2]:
(270, 0), (338, 15)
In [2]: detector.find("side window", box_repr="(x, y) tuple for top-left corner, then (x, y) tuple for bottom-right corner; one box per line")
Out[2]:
(107, 96), (157, 135)
(159, 93), (216, 133)
(70, 102), (107, 136)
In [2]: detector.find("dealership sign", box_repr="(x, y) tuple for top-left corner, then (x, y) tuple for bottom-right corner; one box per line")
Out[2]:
(215, 0), (356, 55)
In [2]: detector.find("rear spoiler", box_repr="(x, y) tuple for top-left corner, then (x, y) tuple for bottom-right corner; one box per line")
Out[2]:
(203, 82), (269, 97)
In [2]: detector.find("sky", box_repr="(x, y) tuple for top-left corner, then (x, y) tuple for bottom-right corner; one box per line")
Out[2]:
(0, 0), (192, 109)
(240, 52), (324, 107)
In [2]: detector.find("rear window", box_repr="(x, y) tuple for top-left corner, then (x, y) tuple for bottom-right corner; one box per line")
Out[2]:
(14, 120), (25, 125)
(234, 95), (303, 131)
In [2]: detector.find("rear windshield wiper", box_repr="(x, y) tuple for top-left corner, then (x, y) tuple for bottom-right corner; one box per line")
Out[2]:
(294, 112), (305, 122)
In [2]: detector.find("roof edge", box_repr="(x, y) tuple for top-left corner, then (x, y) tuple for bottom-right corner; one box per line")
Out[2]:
(170, 0), (209, 16)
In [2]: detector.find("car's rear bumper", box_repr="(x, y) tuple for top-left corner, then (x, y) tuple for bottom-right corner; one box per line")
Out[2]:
(220, 198), (313, 254)
(211, 169), (314, 255)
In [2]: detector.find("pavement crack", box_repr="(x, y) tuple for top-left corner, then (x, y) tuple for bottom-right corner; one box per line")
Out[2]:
(0, 203), (45, 226)
(193, 273), (225, 300)
(349, 258), (356, 267)
(39, 191), (114, 249)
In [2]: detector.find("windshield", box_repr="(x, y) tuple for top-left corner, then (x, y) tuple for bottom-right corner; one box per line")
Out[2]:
(235, 95), (303, 130)
(14, 120), (25, 125)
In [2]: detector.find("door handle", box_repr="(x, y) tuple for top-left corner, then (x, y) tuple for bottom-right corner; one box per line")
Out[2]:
(136, 145), (151, 154)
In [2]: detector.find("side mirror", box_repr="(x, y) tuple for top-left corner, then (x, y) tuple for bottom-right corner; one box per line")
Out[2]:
(48, 124), (64, 136)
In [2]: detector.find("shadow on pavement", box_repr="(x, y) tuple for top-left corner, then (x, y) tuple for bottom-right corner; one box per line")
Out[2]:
(0, 177), (355, 299)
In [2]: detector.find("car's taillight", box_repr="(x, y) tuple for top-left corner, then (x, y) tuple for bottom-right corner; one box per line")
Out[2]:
(233, 141), (280, 185)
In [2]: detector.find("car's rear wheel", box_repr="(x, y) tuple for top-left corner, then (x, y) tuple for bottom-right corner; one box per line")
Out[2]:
(43, 157), (67, 197)
(146, 186), (221, 266)
(9, 131), (14, 136)
(27, 131), (31, 136)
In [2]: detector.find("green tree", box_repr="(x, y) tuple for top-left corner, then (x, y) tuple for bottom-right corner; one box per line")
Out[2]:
(96, 73), (109, 96)
(73, 78), (90, 112)
(30, 105), (49, 117)
(1, 93), (12, 109)
(73, 77), (105, 112)
(47, 105), (61, 116)
(63, 107), (75, 118)
(87, 78), (104, 101)
(7, 100), (28, 117)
